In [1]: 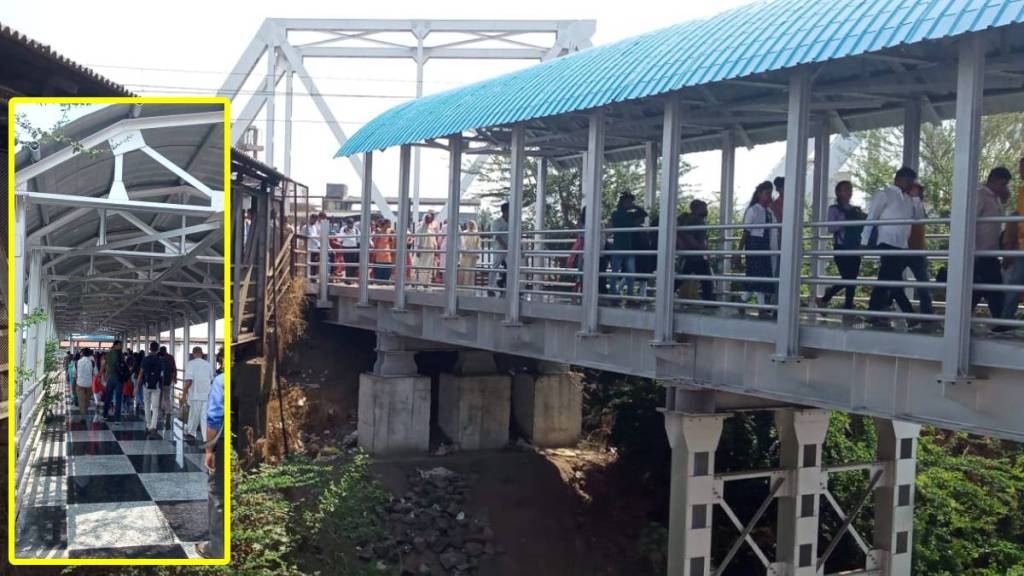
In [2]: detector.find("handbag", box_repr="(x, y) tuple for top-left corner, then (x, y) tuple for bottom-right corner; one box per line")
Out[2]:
(123, 379), (133, 397)
(178, 401), (190, 423)
(91, 373), (103, 394)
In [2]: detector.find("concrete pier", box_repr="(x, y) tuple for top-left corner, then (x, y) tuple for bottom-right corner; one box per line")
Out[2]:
(512, 362), (582, 447)
(438, 351), (511, 450)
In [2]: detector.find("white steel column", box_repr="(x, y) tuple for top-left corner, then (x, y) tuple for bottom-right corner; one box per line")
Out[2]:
(654, 97), (681, 345)
(506, 125), (526, 326)
(284, 67), (294, 175)
(902, 101), (921, 172)
(26, 252), (42, 378)
(444, 135), (462, 317)
(579, 110), (605, 335)
(535, 156), (548, 290)
(359, 151), (374, 307)
(208, 304), (217, 362)
(318, 216), (329, 306)
(13, 195), (27, 365)
(412, 30), (426, 221)
(775, 69), (810, 361)
(942, 35), (985, 383)
(775, 408), (829, 576)
(169, 315), (178, 373)
(719, 131), (735, 294)
(644, 142), (657, 223)
(871, 419), (921, 576)
(394, 144), (413, 312)
(664, 412), (727, 576)
(183, 312), (191, 360)
(265, 40), (277, 168)
(811, 121), (830, 298)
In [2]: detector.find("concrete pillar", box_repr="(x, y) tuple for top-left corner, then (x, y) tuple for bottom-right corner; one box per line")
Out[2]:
(512, 362), (582, 447)
(871, 419), (921, 576)
(438, 350), (511, 450)
(664, 410), (728, 576)
(774, 408), (830, 576)
(358, 334), (431, 454)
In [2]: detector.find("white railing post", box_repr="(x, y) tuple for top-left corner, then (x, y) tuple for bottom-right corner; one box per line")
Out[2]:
(941, 35), (984, 384)
(505, 125), (525, 326)
(811, 120), (830, 299)
(579, 110), (605, 336)
(394, 144), (413, 312)
(444, 134), (462, 317)
(719, 130), (735, 298)
(318, 213), (329, 305)
(653, 97), (682, 345)
(774, 68), (810, 362)
(358, 151), (373, 306)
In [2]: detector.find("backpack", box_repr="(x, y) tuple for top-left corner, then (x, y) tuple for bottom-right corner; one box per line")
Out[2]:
(161, 355), (175, 386)
(117, 353), (131, 380)
(143, 355), (164, 390)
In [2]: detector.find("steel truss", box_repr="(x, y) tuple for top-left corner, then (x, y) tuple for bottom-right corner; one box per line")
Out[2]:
(219, 18), (595, 221)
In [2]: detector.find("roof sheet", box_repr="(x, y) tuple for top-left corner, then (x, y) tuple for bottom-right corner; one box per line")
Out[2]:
(338, 0), (1024, 156)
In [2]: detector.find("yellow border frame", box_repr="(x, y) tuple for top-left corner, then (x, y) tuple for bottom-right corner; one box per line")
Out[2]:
(7, 96), (232, 566)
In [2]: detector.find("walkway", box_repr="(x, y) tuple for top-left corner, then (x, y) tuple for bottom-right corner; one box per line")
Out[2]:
(15, 379), (208, 559)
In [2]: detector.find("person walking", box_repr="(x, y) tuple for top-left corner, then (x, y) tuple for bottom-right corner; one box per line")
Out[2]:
(818, 181), (866, 310)
(737, 181), (779, 310)
(972, 166), (1012, 316)
(74, 348), (96, 416)
(182, 346), (214, 443)
(412, 212), (438, 287)
(997, 156), (1024, 329)
(371, 219), (395, 281)
(460, 220), (481, 287)
(196, 349), (226, 560)
(609, 193), (646, 296)
(862, 167), (924, 327)
(100, 339), (127, 422)
(139, 342), (167, 438)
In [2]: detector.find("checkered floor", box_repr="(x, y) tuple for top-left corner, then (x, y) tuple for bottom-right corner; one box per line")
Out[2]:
(15, 395), (211, 559)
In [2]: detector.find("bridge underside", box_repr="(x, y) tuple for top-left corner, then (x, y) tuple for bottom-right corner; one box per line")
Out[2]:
(327, 285), (1024, 442)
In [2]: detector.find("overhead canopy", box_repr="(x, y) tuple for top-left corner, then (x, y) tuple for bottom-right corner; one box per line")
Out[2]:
(338, 0), (1024, 160)
(15, 103), (225, 335)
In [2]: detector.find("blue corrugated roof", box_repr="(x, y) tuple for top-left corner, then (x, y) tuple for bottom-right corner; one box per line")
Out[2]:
(338, 0), (1024, 157)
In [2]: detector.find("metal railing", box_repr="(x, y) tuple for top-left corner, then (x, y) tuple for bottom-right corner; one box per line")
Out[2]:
(300, 211), (1024, 347)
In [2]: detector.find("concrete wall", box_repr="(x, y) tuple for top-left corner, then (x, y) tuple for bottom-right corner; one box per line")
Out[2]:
(437, 373), (511, 450)
(512, 372), (582, 447)
(358, 373), (431, 454)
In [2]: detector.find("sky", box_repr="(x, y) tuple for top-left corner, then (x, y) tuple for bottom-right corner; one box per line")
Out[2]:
(4, 0), (791, 214)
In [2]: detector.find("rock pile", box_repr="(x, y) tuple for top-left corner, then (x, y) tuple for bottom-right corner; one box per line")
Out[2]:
(372, 466), (501, 575)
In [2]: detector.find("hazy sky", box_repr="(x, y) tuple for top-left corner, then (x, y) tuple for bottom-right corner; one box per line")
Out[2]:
(4, 0), (790, 212)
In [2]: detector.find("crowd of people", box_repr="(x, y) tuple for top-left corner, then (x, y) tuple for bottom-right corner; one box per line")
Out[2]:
(63, 340), (227, 558)
(299, 156), (1023, 331)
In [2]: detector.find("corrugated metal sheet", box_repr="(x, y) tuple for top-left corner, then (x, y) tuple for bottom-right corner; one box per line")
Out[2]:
(338, 0), (1024, 157)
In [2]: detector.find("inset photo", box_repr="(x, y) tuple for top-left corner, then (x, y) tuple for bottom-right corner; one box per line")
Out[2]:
(7, 99), (230, 565)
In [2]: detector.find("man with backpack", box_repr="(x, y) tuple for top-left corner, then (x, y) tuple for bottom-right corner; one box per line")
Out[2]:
(159, 346), (177, 426)
(100, 340), (129, 421)
(139, 341), (167, 438)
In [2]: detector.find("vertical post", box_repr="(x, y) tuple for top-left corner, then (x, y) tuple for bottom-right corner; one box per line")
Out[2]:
(26, 252), (42, 379)
(318, 217), (329, 305)
(412, 34), (426, 223)
(644, 142), (657, 224)
(664, 412), (727, 576)
(284, 67), (293, 175)
(535, 156), (547, 295)
(775, 68), (810, 361)
(169, 314), (177, 376)
(265, 40), (276, 168)
(506, 125), (526, 326)
(942, 35), (984, 383)
(183, 311), (191, 360)
(811, 121), (831, 298)
(208, 303), (217, 363)
(653, 97), (681, 344)
(358, 151), (374, 306)
(579, 110), (605, 336)
(775, 408), (830, 576)
(902, 101), (921, 172)
(719, 130), (735, 295)
(872, 419), (921, 576)
(13, 195), (27, 367)
(444, 135), (462, 317)
(394, 144), (413, 312)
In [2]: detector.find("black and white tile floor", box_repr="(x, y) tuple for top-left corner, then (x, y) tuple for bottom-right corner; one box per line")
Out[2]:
(15, 397), (210, 559)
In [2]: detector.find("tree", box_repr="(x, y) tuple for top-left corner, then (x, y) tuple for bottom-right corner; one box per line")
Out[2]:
(848, 112), (1024, 217)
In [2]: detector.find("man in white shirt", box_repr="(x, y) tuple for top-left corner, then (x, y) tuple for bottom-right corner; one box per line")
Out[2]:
(973, 166), (1012, 316)
(182, 346), (215, 442)
(303, 214), (321, 278)
(338, 219), (360, 280)
(75, 348), (97, 417)
(863, 167), (925, 320)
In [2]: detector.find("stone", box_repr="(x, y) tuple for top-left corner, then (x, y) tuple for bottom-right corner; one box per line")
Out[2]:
(464, 542), (484, 557)
(439, 549), (466, 571)
(342, 431), (359, 447)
